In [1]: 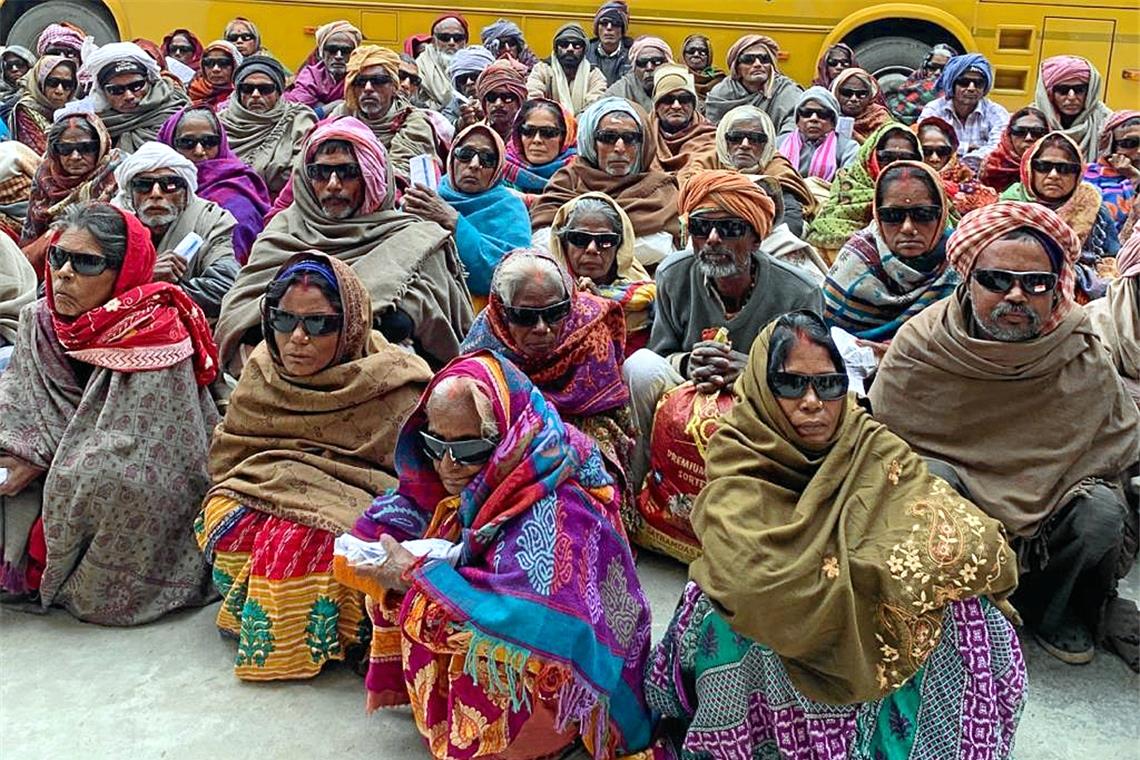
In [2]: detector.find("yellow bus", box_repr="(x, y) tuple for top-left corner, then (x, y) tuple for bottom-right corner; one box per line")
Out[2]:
(3, 0), (1137, 110)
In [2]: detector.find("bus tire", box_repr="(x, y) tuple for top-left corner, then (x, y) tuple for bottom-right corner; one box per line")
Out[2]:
(6, 0), (119, 50)
(852, 36), (931, 94)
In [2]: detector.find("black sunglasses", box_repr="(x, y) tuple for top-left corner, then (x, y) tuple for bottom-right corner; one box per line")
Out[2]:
(323, 44), (355, 57)
(737, 52), (771, 66)
(798, 107), (834, 121)
(520, 124), (563, 139)
(660, 92), (696, 107)
(925, 62), (945, 73)
(305, 163), (362, 180)
(43, 47), (79, 59)
(635, 56), (667, 69)
(769, 371), (849, 401)
(174, 134), (221, 150)
(104, 79), (148, 96)
(688, 216), (751, 239)
(238, 82), (278, 96)
(44, 76), (77, 90)
(1009, 125), (1047, 139)
(1051, 83), (1088, 97)
(167, 44), (196, 55)
(484, 90), (518, 104)
(1030, 158), (1081, 176)
(595, 130), (642, 145)
(825, 57), (850, 67)
(130, 175), (189, 194)
(1115, 137), (1140, 150)
(837, 86), (869, 98)
(953, 77), (985, 90)
(877, 205), (941, 225)
(202, 56), (234, 70)
(877, 149), (921, 164)
(268, 307), (343, 336)
(502, 299), (572, 327)
(724, 130), (768, 146)
(2, 59), (29, 72)
(52, 140), (99, 156)
(48, 245), (115, 276)
(560, 229), (620, 249)
(353, 74), (392, 89)
(453, 145), (498, 168)
(922, 145), (955, 159)
(973, 268), (1058, 295)
(420, 430), (497, 466)
(398, 70), (422, 86)
(454, 72), (479, 88)
(683, 47), (708, 56)
(226, 32), (256, 43)
(433, 33), (466, 44)
(556, 39), (586, 51)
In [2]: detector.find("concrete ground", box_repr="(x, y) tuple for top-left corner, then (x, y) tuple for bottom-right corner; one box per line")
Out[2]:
(1, 553), (1137, 759)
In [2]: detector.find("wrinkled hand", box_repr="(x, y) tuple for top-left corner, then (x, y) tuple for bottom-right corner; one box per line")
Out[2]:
(0, 455), (45, 498)
(403, 186), (458, 232)
(153, 252), (188, 283)
(576, 276), (601, 296)
(351, 535), (416, 593)
(1107, 153), (1140, 180)
(457, 100), (485, 130)
(688, 342), (746, 394)
(854, 338), (889, 362)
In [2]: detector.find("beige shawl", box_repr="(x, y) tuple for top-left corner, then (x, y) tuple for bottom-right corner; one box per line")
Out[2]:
(415, 46), (454, 110)
(1088, 276), (1140, 406)
(221, 98), (317, 196)
(0, 234), (35, 344)
(528, 59), (606, 116)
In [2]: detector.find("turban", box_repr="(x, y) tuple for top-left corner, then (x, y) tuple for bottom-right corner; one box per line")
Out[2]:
(304, 116), (389, 214)
(234, 54), (287, 92)
(577, 96), (644, 171)
(448, 45), (495, 83)
(1040, 55), (1091, 89)
(316, 20), (362, 51)
(726, 35), (779, 74)
(947, 200), (1079, 332)
(715, 105), (777, 168)
(1099, 109), (1140, 158)
(594, 2), (629, 32)
(796, 86), (841, 120)
(680, 169), (775, 240)
(937, 53), (993, 94)
(201, 40), (244, 69)
(345, 45), (401, 111)
(113, 141), (200, 207)
(36, 23), (87, 57)
(652, 63), (695, 103)
(475, 59), (528, 103)
(481, 18), (524, 54)
(628, 36), (673, 65)
(553, 23), (588, 45)
(80, 42), (160, 106)
(431, 13), (469, 35)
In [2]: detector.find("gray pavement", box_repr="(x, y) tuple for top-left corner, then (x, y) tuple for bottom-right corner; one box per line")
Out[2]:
(1, 552), (1137, 759)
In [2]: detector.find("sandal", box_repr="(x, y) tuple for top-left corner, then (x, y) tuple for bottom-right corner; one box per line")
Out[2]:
(1035, 619), (1095, 665)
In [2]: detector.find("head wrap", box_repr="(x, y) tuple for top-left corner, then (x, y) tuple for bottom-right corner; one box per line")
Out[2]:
(1117, 234), (1140, 278)
(937, 53), (993, 94)
(481, 18), (524, 55)
(475, 58), (528, 104)
(161, 29), (204, 68)
(679, 169), (776, 240)
(830, 66), (880, 100)
(726, 35), (779, 75)
(628, 36), (673, 65)
(796, 85), (841, 120)
(576, 96), (644, 170)
(36, 23), (87, 58)
(448, 45), (495, 83)
(594, 2), (630, 32)
(403, 34), (432, 58)
(553, 23), (588, 45)
(303, 116), (389, 214)
(224, 18), (262, 49)
(916, 115), (961, 151)
(344, 45), (401, 111)
(1098, 109), (1140, 159)
(431, 13), (469, 35)
(316, 20), (362, 52)
(449, 123), (507, 186)
(1017, 130), (1085, 205)
(112, 140), (199, 206)
(1040, 55), (1091, 89)
(947, 200), (1079, 332)
(233, 54), (286, 92)
(651, 63), (694, 102)
(813, 43), (856, 87)
(715, 105), (777, 169)
(80, 42), (159, 104)
(201, 39), (243, 69)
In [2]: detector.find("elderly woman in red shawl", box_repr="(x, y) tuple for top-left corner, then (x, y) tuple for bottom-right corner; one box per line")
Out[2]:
(979, 106), (1049, 193)
(186, 39), (243, 109)
(460, 248), (639, 533)
(916, 115), (999, 218)
(0, 201), (218, 624)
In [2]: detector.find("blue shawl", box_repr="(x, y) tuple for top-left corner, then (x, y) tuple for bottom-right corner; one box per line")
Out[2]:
(438, 177), (532, 296)
(502, 146), (577, 195)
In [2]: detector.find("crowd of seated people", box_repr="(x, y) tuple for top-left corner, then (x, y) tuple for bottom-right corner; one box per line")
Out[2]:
(0, 7), (1137, 759)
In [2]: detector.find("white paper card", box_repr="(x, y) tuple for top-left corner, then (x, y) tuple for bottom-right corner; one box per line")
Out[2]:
(410, 154), (437, 191)
(836, 116), (855, 141)
(172, 232), (204, 262)
(333, 534), (456, 567)
(829, 326), (878, 396)
(0, 467), (8, 485)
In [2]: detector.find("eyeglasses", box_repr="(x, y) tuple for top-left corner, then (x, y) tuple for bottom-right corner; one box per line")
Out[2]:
(305, 163), (362, 181)
(559, 229), (620, 249)
(44, 76), (77, 90)
(953, 77), (985, 90)
(1030, 158), (1081, 176)
(226, 32), (256, 43)
(635, 56), (667, 68)
(238, 82), (278, 96)
(484, 90), (518, 104)
(103, 79), (148, 96)
(202, 56), (234, 70)
(688, 216), (751, 239)
(556, 39), (586, 51)
(825, 57), (850, 67)
(267, 307), (343, 336)
(352, 74), (392, 89)
(769, 371), (849, 401)
(43, 47), (79, 59)
(48, 245), (114, 276)
(837, 87), (869, 98)
(876, 205), (942, 225)
(595, 130), (642, 145)
(502, 299), (572, 327)
(724, 130), (768, 146)
(922, 145), (954, 159)
(737, 52), (771, 66)
(52, 140), (100, 156)
(972, 268), (1058, 295)
(877, 150), (921, 164)
(1115, 137), (1140, 150)
(420, 431), (498, 466)
(519, 124), (563, 139)
(167, 44), (195, 55)
(433, 32), (466, 44)
(453, 145), (498, 168)
(1009, 125), (1047, 139)
(797, 107), (834, 121)
(2, 59), (29, 72)
(454, 72), (479, 88)
(659, 92), (696, 107)
(1051, 83), (1088, 97)
(398, 70), (422, 86)
(130, 175), (189, 194)
(683, 47), (708, 56)
(924, 62), (945, 73)
(323, 44), (355, 57)
(173, 134), (221, 150)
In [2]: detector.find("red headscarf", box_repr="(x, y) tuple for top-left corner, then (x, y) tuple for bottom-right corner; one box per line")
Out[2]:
(44, 204), (219, 386)
(431, 13), (469, 35)
(162, 28), (204, 68)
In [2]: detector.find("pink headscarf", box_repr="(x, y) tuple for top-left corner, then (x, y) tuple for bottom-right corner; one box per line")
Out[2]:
(304, 116), (389, 214)
(36, 23), (86, 58)
(1117, 235), (1140, 279)
(1040, 55), (1090, 89)
(627, 36), (674, 65)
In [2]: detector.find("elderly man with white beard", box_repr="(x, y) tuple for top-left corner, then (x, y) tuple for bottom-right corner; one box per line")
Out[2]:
(415, 13), (469, 110)
(113, 141), (238, 324)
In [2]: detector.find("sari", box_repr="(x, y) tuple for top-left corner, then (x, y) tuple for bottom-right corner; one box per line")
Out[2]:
(979, 106), (1048, 193)
(0, 205), (219, 624)
(348, 351), (655, 759)
(198, 252), (432, 680)
(157, 106), (271, 264)
(644, 316), (1022, 755)
(916, 116), (1000, 218)
(8, 55), (75, 155)
(502, 99), (578, 206)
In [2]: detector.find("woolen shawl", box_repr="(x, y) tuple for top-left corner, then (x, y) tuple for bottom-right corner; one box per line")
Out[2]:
(690, 318), (1018, 705)
(220, 84), (317, 197)
(94, 67), (189, 152)
(979, 106), (1049, 193)
(1088, 266), (1140, 406)
(1033, 56), (1111, 162)
(0, 233), (35, 343)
